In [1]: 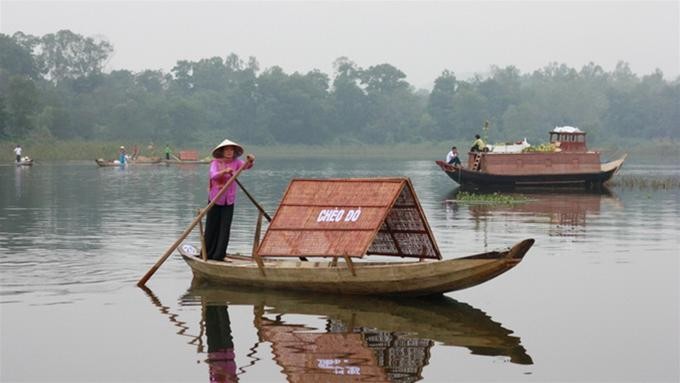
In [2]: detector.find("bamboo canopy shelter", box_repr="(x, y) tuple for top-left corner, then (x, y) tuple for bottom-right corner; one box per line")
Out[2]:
(257, 178), (441, 260)
(178, 177), (535, 296)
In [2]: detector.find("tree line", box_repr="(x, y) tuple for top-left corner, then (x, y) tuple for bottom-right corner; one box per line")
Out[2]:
(1, 30), (678, 147)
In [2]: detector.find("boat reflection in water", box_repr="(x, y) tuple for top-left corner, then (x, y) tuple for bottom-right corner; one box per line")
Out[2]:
(447, 188), (622, 236)
(152, 283), (533, 382)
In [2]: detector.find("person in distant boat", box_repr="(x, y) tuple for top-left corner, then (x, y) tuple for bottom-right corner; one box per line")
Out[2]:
(205, 139), (255, 261)
(446, 146), (461, 166)
(164, 144), (172, 160)
(131, 145), (139, 160)
(470, 134), (486, 152)
(118, 146), (127, 166)
(14, 145), (22, 162)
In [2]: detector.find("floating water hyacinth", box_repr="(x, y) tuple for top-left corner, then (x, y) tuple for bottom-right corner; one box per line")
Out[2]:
(448, 191), (530, 204)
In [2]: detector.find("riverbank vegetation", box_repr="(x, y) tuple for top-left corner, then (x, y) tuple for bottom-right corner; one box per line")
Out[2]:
(1, 29), (678, 156)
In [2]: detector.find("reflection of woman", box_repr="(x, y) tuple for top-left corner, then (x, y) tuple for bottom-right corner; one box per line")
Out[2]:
(205, 305), (238, 382)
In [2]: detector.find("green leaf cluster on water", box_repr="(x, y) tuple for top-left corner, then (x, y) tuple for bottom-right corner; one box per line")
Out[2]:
(452, 192), (530, 204)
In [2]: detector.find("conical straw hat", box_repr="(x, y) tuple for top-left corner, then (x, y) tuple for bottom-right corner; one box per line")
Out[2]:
(211, 139), (244, 158)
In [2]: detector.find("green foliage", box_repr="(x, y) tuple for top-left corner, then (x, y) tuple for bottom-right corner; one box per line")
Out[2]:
(453, 191), (529, 204)
(38, 30), (113, 83)
(0, 30), (678, 150)
(0, 34), (39, 80)
(427, 70), (457, 138)
(522, 143), (557, 152)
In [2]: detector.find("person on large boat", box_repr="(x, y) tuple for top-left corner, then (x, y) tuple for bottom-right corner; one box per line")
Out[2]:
(205, 139), (255, 261)
(164, 144), (172, 160)
(14, 144), (22, 162)
(446, 146), (461, 166)
(470, 134), (486, 152)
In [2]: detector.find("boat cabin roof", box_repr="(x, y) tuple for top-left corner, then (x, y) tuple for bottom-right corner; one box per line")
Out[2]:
(256, 177), (442, 260)
(549, 128), (587, 151)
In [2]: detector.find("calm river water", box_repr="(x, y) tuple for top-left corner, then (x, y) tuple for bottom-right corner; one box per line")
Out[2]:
(1, 159), (678, 382)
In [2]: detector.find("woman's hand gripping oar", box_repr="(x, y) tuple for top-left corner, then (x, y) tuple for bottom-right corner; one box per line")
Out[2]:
(137, 156), (254, 287)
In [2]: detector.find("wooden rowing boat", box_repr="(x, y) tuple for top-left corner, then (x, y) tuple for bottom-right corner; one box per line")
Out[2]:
(176, 177), (534, 296)
(179, 238), (534, 296)
(16, 159), (33, 166)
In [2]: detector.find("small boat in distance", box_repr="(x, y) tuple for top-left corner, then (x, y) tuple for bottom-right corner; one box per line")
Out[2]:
(178, 177), (534, 296)
(436, 127), (626, 190)
(163, 150), (211, 164)
(16, 157), (33, 166)
(95, 157), (163, 167)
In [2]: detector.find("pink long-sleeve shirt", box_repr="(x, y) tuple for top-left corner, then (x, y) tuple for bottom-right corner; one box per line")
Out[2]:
(208, 158), (253, 205)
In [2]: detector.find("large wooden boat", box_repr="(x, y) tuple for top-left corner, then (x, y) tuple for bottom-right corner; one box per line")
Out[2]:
(436, 127), (627, 189)
(179, 178), (534, 297)
(15, 159), (33, 166)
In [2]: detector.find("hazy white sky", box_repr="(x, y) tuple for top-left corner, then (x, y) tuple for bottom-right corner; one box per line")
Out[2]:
(1, 1), (678, 87)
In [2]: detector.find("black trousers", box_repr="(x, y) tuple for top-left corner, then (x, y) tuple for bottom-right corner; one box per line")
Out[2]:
(204, 203), (234, 261)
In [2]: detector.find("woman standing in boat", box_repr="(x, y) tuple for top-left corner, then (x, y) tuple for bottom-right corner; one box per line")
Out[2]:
(205, 139), (255, 261)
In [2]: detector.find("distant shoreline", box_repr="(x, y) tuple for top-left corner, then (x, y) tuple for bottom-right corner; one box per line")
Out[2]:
(1, 139), (678, 164)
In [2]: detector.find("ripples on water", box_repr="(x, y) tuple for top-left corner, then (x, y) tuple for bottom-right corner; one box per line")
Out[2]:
(1, 160), (678, 381)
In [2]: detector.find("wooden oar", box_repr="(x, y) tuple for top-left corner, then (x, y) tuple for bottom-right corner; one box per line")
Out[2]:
(137, 158), (253, 287)
(235, 179), (272, 222)
(235, 179), (307, 261)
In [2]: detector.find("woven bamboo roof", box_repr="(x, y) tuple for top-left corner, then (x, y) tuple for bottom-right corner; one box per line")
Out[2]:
(256, 178), (441, 260)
